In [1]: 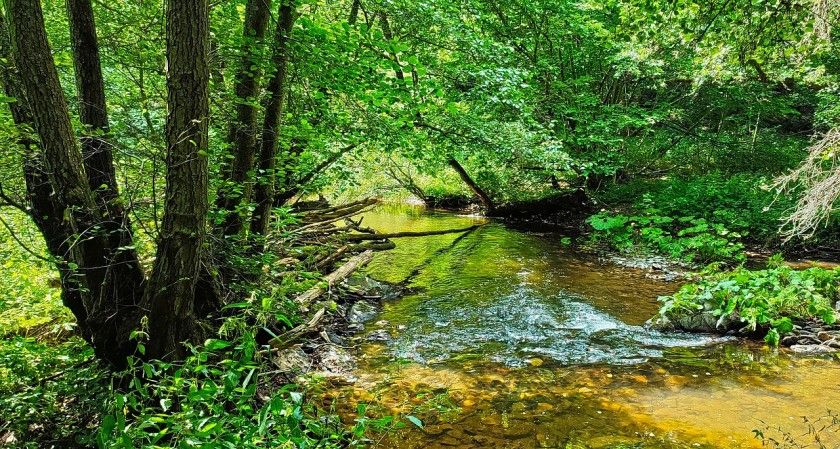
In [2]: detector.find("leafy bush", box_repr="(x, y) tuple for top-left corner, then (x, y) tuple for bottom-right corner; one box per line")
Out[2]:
(596, 173), (791, 241)
(588, 211), (746, 264)
(658, 258), (840, 345)
(98, 333), (362, 448)
(0, 338), (109, 447)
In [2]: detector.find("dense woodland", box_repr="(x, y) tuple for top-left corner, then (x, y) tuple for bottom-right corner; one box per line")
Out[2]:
(0, 0), (839, 447)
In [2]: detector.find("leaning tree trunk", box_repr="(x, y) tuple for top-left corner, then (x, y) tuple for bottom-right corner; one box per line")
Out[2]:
(0, 10), (90, 341)
(66, 0), (119, 210)
(66, 0), (145, 309)
(448, 158), (494, 212)
(4, 0), (144, 365)
(141, 0), (213, 360)
(250, 0), (297, 238)
(214, 0), (272, 237)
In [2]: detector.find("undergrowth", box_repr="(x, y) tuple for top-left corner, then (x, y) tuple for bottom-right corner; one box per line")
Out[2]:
(657, 256), (840, 345)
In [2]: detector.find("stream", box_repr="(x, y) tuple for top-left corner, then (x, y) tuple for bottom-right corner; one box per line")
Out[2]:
(326, 205), (840, 449)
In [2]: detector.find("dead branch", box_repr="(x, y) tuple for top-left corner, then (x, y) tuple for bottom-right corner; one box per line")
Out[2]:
(342, 224), (484, 241)
(268, 308), (326, 350)
(293, 250), (375, 309)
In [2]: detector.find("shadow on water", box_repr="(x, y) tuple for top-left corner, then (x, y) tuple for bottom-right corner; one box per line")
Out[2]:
(324, 205), (840, 449)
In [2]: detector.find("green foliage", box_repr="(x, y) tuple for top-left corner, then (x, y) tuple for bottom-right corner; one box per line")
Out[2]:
(0, 212), (68, 335)
(99, 334), (361, 448)
(0, 338), (108, 448)
(658, 260), (840, 345)
(596, 173), (792, 241)
(588, 211), (746, 265)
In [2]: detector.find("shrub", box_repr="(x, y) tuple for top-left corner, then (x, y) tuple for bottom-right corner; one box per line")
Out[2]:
(657, 258), (840, 345)
(588, 212), (746, 264)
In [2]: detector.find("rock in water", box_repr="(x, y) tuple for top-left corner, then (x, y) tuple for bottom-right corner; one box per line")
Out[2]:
(273, 346), (311, 374)
(789, 344), (838, 355)
(348, 301), (378, 324)
(316, 345), (356, 380)
(366, 329), (392, 342)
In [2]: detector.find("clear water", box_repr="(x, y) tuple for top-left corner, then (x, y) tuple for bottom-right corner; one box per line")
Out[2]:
(324, 205), (840, 449)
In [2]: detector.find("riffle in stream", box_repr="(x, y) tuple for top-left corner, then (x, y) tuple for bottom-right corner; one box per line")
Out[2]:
(320, 205), (840, 449)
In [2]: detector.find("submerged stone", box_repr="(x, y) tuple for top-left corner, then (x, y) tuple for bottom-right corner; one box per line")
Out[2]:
(789, 344), (838, 355)
(348, 301), (378, 324)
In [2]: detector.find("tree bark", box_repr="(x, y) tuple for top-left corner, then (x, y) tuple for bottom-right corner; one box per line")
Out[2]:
(0, 10), (90, 341)
(250, 0), (297, 238)
(214, 0), (273, 236)
(66, 0), (118, 207)
(5, 0), (144, 365)
(141, 0), (212, 360)
(448, 158), (494, 211)
(349, 0), (361, 25)
(66, 0), (145, 311)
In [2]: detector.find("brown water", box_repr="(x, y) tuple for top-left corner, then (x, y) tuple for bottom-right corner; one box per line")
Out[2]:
(327, 205), (840, 449)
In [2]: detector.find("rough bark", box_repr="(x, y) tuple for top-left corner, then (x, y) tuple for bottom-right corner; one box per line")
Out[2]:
(66, 0), (118, 207)
(215, 0), (272, 236)
(0, 10), (89, 341)
(5, 0), (144, 364)
(349, 0), (361, 25)
(141, 0), (212, 360)
(66, 0), (145, 311)
(448, 158), (494, 211)
(250, 0), (296, 237)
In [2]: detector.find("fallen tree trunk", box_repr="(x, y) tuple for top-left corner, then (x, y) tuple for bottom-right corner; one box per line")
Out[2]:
(268, 250), (374, 349)
(268, 308), (325, 350)
(343, 224), (484, 241)
(293, 250), (374, 308)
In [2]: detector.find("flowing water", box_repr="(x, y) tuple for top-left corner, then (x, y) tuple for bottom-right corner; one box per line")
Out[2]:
(325, 205), (840, 449)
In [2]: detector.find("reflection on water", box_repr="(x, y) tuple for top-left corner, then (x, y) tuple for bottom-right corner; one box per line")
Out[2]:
(327, 205), (840, 449)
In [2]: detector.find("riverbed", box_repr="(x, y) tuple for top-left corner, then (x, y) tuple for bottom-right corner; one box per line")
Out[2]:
(325, 205), (840, 449)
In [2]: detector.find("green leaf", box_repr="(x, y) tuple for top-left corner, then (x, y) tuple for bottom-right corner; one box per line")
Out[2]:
(406, 415), (424, 428)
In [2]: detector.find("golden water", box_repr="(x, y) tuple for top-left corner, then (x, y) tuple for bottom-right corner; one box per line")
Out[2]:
(324, 205), (840, 449)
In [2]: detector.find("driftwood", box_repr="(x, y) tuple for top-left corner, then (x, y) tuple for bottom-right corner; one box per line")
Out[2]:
(293, 250), (375, 308)
(268, 250), (375, 349)
(268, 308), (326, 350)
(342, 224), (484, 241)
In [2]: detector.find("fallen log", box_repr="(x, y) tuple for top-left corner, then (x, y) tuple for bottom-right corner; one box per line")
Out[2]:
(296, 204), (378, 229)
(268, 308), (326, 350)
(293, 250), (375, 308)
(300, 198), (378, 220)
(342, 224), (484, 241)
(315, 245), (350, 269)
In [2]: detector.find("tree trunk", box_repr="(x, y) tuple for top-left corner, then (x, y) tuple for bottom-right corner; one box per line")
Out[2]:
(448, 158), (494, 212)
(250, 0), (296, 238)
(141, 0), (212, 360)
(214, 0), (273, 237)
(349, 0), (361, 25)
(5, 0), (144, 365)
(66, 0), (118, 207)
(66, 0), (145, 310)
(0, 10), (90, 341)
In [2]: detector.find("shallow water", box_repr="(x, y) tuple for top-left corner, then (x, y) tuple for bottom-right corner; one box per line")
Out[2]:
(329, 205), (840, 449)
